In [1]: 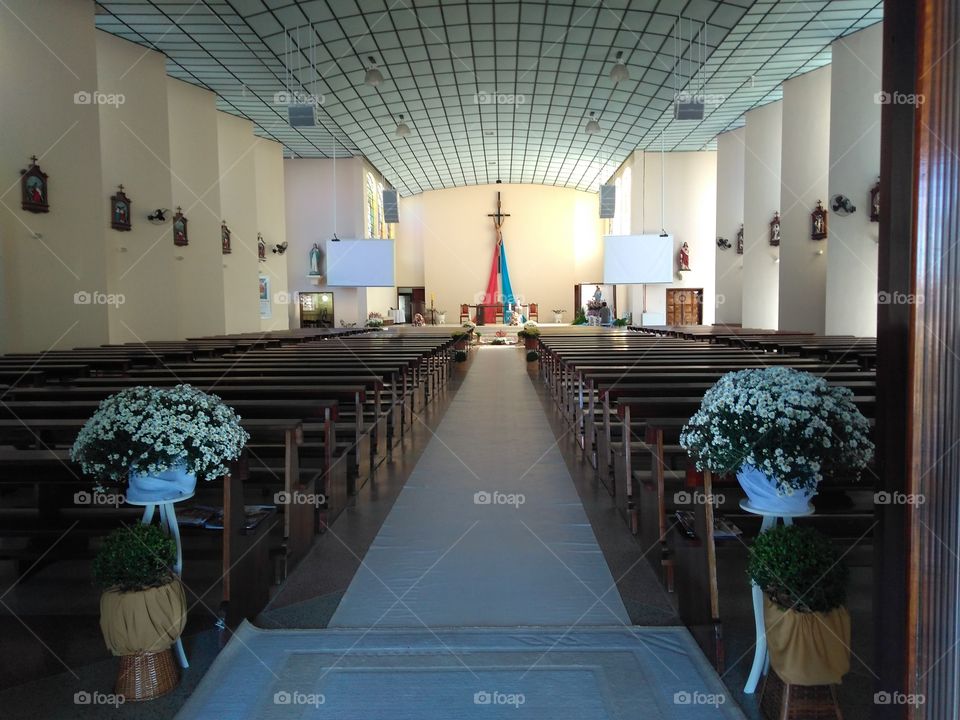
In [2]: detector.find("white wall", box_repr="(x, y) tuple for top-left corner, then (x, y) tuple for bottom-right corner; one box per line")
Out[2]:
(283, 158), (365, 327)
(741, 101), (783, 329)
(254, 139), (290, 331)
(825, 24), (882, 337)
(631, 151), (718, 325)
(779, 66), (832, 333)
(217, 112), (260, 334)
(397, 183), (601, 322)
(95, 31), (179, 344)
(0, 0), (110, 352)
(715, 128), (745, 326)
(166, 78), (226, 338)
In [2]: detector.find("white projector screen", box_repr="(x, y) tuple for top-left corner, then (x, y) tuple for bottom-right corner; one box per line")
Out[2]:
(603, 234), (674, 284)
(324, 238), (395, 287)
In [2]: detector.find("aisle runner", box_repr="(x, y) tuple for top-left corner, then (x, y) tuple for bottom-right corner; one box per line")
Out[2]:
(330, 348), (628, 627)
(176, 349), (746, 719)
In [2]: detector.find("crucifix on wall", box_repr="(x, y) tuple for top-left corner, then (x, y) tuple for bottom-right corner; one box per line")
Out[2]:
(478, 191), (514, 325)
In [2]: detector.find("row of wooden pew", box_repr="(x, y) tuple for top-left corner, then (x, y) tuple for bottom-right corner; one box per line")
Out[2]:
(0, 327), (457, 628)
(535, 325), (877, 669)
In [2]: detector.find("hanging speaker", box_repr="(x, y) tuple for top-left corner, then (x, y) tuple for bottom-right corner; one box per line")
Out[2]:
(599, 184), (616, 219)
(382, 188), (399, 223)
(287, 104), (316, 127)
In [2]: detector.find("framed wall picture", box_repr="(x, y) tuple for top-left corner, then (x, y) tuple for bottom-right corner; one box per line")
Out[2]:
(258, 274), (271, 319)
(221, 221), (232, 254)
(172, 207), (188, 246)
(869, 178), (880, 222)
(110, 185), (132, 231)
(20, 156), (49, 213)
(811, 200), (828, 240)
(769, 211), (781, 247)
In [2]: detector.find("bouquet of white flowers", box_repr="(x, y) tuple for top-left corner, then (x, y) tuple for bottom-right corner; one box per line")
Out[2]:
(71, 385), (249, 487)
(680, 367), (873, 494)
(366, 312), (384, 328)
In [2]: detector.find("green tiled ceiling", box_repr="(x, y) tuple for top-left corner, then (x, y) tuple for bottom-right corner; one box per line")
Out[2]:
(95, 0), (882, 195)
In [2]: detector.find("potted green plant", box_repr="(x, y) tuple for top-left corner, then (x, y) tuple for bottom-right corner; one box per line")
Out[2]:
(526, 350), (540, 362)
(552, 308), (565, 323)
(95, 523), (187, 700)
(572, 308), (588, 325)
(71, 385), (249, 503)
(365, 312), (384, 329)
(680, 367), (873, 513)
(451, 330), (471, 351)
(748, 524), (850, 686)
(516, 321), (541, 350)
(454, 350), (468, 363)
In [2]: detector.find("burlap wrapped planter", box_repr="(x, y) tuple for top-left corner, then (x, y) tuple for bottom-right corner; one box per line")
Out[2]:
(100, 579), (187, 656)
(764, 597), (851, 686)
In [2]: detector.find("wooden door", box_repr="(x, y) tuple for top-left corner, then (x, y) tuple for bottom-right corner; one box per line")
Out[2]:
(665, 288), (703, 326)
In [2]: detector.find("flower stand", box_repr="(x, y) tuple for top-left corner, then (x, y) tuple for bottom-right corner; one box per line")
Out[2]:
(760, 670), (843, 720)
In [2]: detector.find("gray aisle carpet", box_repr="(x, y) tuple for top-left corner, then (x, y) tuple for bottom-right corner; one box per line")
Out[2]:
(175, 348), (745, 719)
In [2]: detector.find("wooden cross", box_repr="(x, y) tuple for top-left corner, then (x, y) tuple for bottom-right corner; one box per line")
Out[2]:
(117, 184), (124, 192)
(29, 155), (38, 165)
(487, 191), (510, 228)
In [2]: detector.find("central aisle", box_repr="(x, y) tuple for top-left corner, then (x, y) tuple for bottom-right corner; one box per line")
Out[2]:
(329, 347), (630, 627)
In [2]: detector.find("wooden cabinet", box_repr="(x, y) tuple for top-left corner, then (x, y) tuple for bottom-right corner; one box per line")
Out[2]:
(665, 288), (703, 325)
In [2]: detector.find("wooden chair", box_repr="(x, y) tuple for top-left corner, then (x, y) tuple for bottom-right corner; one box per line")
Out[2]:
(495, 306), (503, 324)
(460, 304), (470, 323)
(528, 303), (539, 321)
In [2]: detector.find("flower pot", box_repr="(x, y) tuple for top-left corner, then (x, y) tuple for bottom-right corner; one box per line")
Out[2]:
(763, 597), (850, 685)
(127, 462), (196, 504)
(438, 313), (446, 324)
(524, 336), (538, 351)
(553, 313), (563, 323)
(736, 464), (816, 514)
(453, 337), (468, 350)
(100, 578), (187, 657)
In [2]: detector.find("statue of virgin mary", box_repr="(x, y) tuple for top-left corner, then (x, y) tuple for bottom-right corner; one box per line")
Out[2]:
(309, 243), (321, 276)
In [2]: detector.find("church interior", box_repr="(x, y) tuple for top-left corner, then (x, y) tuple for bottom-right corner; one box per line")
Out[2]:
(0, 1), (956, 718)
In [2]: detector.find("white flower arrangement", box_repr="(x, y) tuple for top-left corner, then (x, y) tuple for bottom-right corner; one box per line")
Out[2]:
(462, 320), (477, 331)
(680, 367), (874, 493)
(366, 312), (384, 328)
(71, 385), (249, 487)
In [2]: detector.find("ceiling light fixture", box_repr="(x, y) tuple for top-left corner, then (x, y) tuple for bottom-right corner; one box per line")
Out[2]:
(394, 114), (411, 138)
(364, 56), (384, 87)
(585, 111), (601, 135)
(609, 50), (629, 84)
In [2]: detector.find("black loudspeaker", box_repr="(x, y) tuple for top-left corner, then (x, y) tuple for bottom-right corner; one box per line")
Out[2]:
(599, 184), (616, 219)
(382, 188), (399, 223)
(288, 104), (316, 127)
(674, 96), (705, 120)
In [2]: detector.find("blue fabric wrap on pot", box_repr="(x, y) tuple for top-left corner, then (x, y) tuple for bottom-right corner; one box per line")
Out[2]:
(127, 461), (197, 503)
(737, 464), (816, 514)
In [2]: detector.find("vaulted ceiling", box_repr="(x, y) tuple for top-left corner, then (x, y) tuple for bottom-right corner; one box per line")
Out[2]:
(95, 0), (882, 195)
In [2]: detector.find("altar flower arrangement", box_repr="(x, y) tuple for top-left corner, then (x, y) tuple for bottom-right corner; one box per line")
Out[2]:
(366, 312), (384, 328)
(462, 320), (476, 331)
(517, 321), (540, 337)
(680, 367), (873, 507)
(71, 385), (249, 493)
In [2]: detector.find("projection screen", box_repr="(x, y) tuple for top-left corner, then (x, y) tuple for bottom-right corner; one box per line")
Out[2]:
(324, 238), (395, 287)
(602, 234), (674, 284)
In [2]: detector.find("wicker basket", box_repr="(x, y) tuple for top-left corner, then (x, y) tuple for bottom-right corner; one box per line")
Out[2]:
(760, 670), (843, 720)
(115, 649), (179, 702)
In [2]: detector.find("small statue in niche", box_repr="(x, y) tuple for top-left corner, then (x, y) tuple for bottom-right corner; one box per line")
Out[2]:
(736, 224), (744, 255)
(20, 156), (49, 213)
(221, 221), (232, 254)
(309, 243), (321, 275)
(172, 207), (188, 246)
(110, 185), (132, 231)
(869, 178), (880, 222)
(811, 200), (828, 240)
(770, 211), (781, 247)
(257, 233), (266, 262)
(679, 242), (691, 271)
